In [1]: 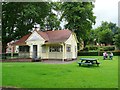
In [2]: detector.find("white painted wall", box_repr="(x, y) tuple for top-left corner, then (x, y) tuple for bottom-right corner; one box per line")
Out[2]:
(65, 33), (77, 59)
(26, 31), (45, 58)
(24, 31), (78, 60)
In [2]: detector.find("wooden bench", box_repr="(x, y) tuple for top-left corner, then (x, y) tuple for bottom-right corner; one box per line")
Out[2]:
(91, 62), (100, 66)
(78, 58), (100, 67)
(78, 62), (92, 66)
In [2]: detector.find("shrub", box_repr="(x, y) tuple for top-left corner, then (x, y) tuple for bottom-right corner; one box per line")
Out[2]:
(1, 53), (19, 60)
(83, 47), (89, 51)
(102, 46), (115, 51)
(89, 46), (98, 50)
(78, 51), (120, 56)
(85, 45), (98, 51)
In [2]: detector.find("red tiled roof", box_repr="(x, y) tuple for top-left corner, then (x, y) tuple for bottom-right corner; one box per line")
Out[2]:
(37, 29), (72, 43)
(13, 33), (32, 45)
(14, 30), (72, 45)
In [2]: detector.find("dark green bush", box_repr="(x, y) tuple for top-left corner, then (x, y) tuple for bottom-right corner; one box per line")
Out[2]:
(83, 47), (89, 51)
(84, 45), (115, 51)
(88, 46), (98, 50)
(0, 53), (19, 60)
(102, 46), (115, 51)
(99, 48), (104, 51)
(78, 51), (120, 56)
(85, 45), (98, 51)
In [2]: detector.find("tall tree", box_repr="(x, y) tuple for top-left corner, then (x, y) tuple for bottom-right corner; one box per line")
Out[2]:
(94, 21), (119, 45)
(2, 2), (60, 53)
(99, 28), (113, 45)
(60, 2), (96, 47)
(114, 28), (120, 49)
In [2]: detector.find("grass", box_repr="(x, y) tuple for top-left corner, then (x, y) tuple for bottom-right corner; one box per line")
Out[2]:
(2, 56), (118, 88)
(0, 62), (2, 87)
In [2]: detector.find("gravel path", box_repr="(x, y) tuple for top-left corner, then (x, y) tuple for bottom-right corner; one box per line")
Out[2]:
(42, 60), (77, 64)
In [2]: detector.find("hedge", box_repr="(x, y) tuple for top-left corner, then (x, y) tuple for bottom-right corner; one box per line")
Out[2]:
(1, 53), (19, 59)
(85, 45), (115, 51)
(78, 51), (120, 56)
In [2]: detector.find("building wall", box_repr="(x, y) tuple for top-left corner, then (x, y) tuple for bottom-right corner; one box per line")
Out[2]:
(25, 31), (77, 60)
(19, 52), (30, 58)
(26, 31), (45, 58)
(65, 33), (77, 59)
(41, 45), (63, 59)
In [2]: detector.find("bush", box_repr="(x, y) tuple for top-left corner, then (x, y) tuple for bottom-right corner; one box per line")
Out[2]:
(83, 47), (89, 51)
(83, 45), (115, 51)
(0, 53), (19, 60)
(102, 46), (115, 51)
(78, 51), (120, 56)
(88, 46), (98, 50)
(85, 45), (98, 51)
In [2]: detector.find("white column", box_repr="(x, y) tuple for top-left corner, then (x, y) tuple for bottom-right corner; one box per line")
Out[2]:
(11, 46), (14, 57)
(62, 43), (66, 62)
(29, 45), (33, 58)
(46, 45), (49, 59)
(37, 44), (41, 58)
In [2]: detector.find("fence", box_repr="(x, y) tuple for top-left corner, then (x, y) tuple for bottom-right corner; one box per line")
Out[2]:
(0, 53), (30, 60)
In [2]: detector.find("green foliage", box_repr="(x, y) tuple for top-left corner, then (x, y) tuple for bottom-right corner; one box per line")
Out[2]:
(99, 28), (113, 45)
(82, 45), (115, 52)
(1, 53), (19, 60)
(60, 2), (96, 46)
(2, 2), (61, 53)
(93, 21), (119, 45)
(2, 57), (118, 88)
(86, 45), (98, 50)
(78, 51), (119, 56)
(114, 33), (120, 49)
(102, 46), (115, 51)
(87, 29), (97, 45)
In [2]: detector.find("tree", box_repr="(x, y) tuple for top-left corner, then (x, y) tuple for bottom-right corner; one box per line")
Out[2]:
(2, 2), (61, 53)
(114, 34), (120, 49)
(45, 2), (61, 30)
(87, 29), (96, 45)
(93, 21), (119, 45)
(99, 29), (113, 45)
(114, 28), (120, 49)
(60, 2), (96, 47)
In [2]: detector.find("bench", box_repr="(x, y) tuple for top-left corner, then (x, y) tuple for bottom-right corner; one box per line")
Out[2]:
(78, 58), (100, 67)
(78, 62), (92, 66)
(91, 62), (100, 66)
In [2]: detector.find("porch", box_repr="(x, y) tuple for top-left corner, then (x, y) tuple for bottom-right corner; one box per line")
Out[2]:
(28, 43), (73, 61)
(16, 43), (74, 61)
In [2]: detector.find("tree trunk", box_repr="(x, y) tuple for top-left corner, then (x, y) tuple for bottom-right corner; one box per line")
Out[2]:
(2, 43), (7, 53)
(83, 40), (87, 48)
(2, 42), (7, 59)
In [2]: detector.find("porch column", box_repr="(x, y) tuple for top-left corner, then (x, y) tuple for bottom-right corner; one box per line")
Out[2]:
(62, 43), (66, 62)
(11, 46), (14, 57)
(46, 45), (49, 59)
(29, 45), (33, 58)
(37, 44), (41, 58)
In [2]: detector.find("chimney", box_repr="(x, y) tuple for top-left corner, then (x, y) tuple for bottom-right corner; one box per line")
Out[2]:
(34, 24), (40, 31)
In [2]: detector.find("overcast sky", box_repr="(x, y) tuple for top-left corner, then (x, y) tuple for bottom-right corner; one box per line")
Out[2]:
(93, 0), (119, 29)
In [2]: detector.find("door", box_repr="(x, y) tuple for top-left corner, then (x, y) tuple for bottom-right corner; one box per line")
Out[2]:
(33, 45), (37, 58)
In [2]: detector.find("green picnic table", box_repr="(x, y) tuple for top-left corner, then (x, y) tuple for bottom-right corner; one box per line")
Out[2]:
(78, 58), (100, 67)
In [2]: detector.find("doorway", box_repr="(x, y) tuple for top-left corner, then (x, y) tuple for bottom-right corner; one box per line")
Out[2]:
(33, 45), (37, 58)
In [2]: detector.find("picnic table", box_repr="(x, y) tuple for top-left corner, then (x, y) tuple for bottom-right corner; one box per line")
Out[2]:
(78, 58), (100, 67)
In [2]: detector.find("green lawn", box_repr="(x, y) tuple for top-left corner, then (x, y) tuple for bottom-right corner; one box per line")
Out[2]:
(2, 56), (118, 88)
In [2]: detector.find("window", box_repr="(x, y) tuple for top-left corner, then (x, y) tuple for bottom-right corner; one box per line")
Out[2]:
(19, 46), (29, 52)
(49, 46), (62, 52)
(42, 46), (46, 53)
(66, 46), (71, 52)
